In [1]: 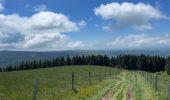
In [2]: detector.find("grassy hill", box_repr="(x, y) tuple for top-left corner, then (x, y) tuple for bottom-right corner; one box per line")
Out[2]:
(0, 65), (119, 100)
(0, 65), (169, 100)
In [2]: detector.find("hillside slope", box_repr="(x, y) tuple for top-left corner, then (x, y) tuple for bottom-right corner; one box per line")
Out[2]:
(0, 65), (169, 100)
(0, 65), (118, 100)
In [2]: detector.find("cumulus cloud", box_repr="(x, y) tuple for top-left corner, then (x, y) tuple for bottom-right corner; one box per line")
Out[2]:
(27, 11), (79, 33)
(0, 11), (78, 34)
(94, 2), (168, 30)
(33, 4), (48, 12)
(0, 11), (79, 49)
(102, 24), (113, 31)
(107, 34), (170, 49)
(0, 4), (3, 11)
(0, 32), (24, 44)
(67, 41), (86, 48)
(20, 33), (69, 48)
(0, 0), (4, 11)
(78, 20), (87, 28)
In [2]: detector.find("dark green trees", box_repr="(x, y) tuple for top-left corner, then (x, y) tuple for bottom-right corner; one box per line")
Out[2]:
(0, 54), (167, 73)
(66, 56), (71, 65)
(0, 67), (2, 72)
(165, 59), (170, 75)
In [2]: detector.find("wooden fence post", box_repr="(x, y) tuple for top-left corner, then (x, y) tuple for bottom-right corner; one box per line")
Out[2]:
(72, 72), (75, 90)
(105, 68), (106, 77)
(150, 74), (152, 86)
(147, 73), (148, 82)
(168, 84), (170, 100)
(32, 79), (39, 100)
(89, 71), (92, 85)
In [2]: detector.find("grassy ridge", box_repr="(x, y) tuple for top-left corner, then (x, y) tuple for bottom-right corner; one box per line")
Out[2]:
(0, 65), (169, 100)
(0, 65), (120, 100)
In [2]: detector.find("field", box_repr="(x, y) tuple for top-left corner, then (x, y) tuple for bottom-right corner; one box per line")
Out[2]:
(0, 65), (120, 100)
(0, 65), (169, 100)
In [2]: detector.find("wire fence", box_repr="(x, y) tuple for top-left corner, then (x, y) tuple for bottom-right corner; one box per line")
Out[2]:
(31, 68), (120, 100)
(168, 84), (170, 100)
(138, 71), (170, 100)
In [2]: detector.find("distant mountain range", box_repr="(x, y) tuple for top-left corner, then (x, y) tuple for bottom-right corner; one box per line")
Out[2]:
(0, 49), (170, 67)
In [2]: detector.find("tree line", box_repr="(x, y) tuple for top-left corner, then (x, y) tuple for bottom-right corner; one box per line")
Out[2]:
(165, 57), (170, 74)
(0, 54), (170, 74)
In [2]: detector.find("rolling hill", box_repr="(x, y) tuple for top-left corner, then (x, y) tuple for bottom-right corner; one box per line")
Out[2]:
(0, 65), (169, 100)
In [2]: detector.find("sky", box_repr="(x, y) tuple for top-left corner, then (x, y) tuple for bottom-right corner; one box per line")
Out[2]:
(0, 0), (170, 51)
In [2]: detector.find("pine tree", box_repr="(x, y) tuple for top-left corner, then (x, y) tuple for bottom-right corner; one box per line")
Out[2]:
(66, 56), (71, 65)
(0, 67), (2, 72)
(60, 57), (65, 66)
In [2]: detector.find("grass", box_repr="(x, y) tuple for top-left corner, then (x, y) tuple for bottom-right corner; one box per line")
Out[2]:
(92, 71), (169, 100)
(0, 65), (120, 100)
(139, 71), (170, 100)
(0, 65), (169, 100)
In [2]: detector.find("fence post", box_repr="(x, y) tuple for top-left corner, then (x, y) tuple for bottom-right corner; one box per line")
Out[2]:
(32, 78), (39, 100)
(105, 68), (106, 77)
(71, 72), (78, 94)
(168, 84), (170, 100)
(72, 72), (75, 90)
(147, 73), (149, 82)
(150, 74), (152, 86)
(89, 71), (92, 85)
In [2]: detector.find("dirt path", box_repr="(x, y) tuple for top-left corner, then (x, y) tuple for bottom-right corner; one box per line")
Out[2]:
(101, 75), (122, 100)
(127, 87), (133, 100)
(101, 71), (158, 100)
(102, 90), (113, 100)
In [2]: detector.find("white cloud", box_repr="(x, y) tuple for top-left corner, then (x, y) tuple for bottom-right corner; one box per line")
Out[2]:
(133, 24), (153, 31)
(108, 34), (170, 49)
(0, 11), (79, 49)
(20, 33), (69, 48)
(0, 11), (79, 33)
(0, 4), (3, 11)
(78, 20), (87, 28)
(0, 0), (4, 11)
(34, 4), (48, 12)
(94, 2), (168, 30)
(27, 11), (79, 33)
(0, 32), (24, 44)
(102, 24), (113, 31)
(67, 41), (86, 48)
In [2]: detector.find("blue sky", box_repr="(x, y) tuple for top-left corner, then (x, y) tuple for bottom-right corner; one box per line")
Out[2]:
(0, 0), (170, 51)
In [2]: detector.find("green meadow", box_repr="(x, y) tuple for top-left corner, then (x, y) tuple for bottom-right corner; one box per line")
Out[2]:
(0, 65), (169, 100)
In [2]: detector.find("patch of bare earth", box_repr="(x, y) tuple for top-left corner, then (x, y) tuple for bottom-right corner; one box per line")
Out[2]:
(127, 87), (133, 100)
(102, 90), (113, 100)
